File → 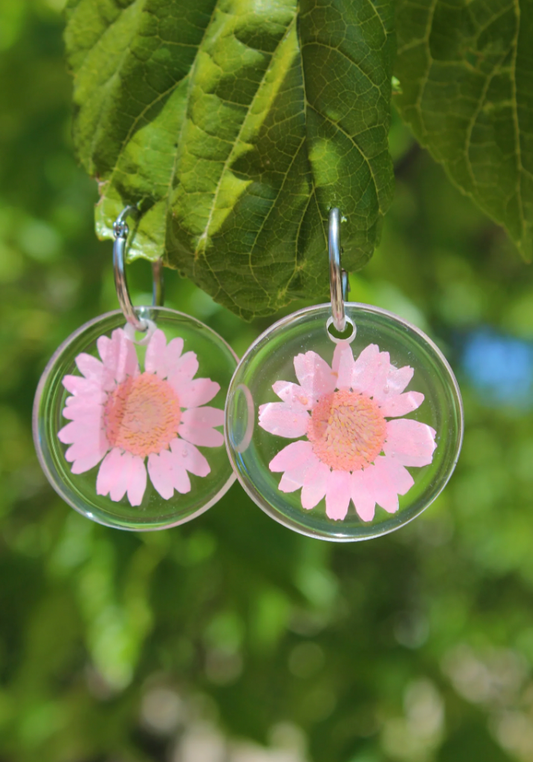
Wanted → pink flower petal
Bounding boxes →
[279,461,311,493]
[74,354,115,392]
[258,401,309,438]
[366,352,392,399]
[58,420,106,445]
[374,456,414,497]
[62,375,107,401]
[147,452,174,500]
[65,393,102,407]
[301,461,330,510]
[384,419,437,467]
[176,378,220,408]
[147,449,193,496]
[167,352,199,391]
[126,456,147,506]
[65,394,85,406]
[351,458,415,519]
[64,436,108,465]
[62,401,104,422]
[379,391,425,417]
[96,448,123,496]
[178,422,224,447]
[98,450,147,505]
[351,344,378,389]
[325,470,351,520]
[372,364,415,404]
[293,351,336,400]
[57,421,80,445]
[97,329,139,383]
[386,365,414,396]
[75,353,103,377]
[369,471,399,513]
[350,470,376,521]
[332,342,355,389]
[159,449,191,494]
[170,438,210,477]
[70,451,109,475]
[180,406,224,430]
[60,395,109,474]
[109,451,133,501]
[272,381,312,408]
[269,440,315,472]
[352,345,391,398]
[96,448,130,500]
[144,329,168,375]
[172,467,191,494]
[361,460,404,514]
[143,330,185,378]
[164,337,185,374]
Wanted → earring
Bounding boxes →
[225,209,463,542]
[33,206,237,530]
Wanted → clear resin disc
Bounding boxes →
[34,307,237,530]
[225,303,463,542]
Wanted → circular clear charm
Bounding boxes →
[225,303,463,542]
[34,307,237,530]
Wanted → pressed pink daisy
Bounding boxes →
[258,342,437,522]
[57,327,224,506]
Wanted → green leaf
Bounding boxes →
[394,0,533,260]
[65,0,394,317]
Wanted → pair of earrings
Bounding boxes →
[33,207,463,541]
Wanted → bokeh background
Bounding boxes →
[2,2,533,761]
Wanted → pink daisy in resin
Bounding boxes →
[57,328,224,506]
[258,343,437,522]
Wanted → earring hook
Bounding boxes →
[328,208,349,332]
[113,206,164,331]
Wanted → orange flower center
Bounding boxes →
[104,373,182,458]
[307,390,386,471]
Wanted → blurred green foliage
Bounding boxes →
[395,0,533,261]
[1,3,533,762]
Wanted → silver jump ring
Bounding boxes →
[328,208,349,332]
[113,206,164,332]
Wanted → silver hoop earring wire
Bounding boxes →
[113,205,164,332]
[328,208,349,332]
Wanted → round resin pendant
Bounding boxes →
[225,303,463,541]
[34,307,237,530]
